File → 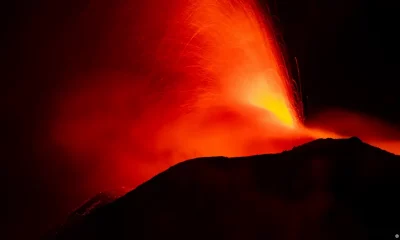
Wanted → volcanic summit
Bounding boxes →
[48,138,400,240]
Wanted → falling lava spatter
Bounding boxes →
[179,0,301,127]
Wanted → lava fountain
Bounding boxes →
[176,0,301,127]
[50,0,399,191]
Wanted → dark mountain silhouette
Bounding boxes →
[47,137,400,239]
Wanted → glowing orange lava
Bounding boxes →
[50,0,399,191]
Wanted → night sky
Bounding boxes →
[4,0,400,239]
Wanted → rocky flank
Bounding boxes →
[48,138,400,239]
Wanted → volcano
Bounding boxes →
[46,138,400,240]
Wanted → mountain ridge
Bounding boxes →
[47,137,400,239]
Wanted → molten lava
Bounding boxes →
[50,0,399,192]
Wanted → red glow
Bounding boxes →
[50,0,399,190]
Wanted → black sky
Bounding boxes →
[4,0,400,239]
[263,0,399,123]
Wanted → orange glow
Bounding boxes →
[49,0,399,191]
[303,109,400,154]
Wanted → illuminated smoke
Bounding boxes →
[50,0,399,190]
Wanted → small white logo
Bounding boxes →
[395,234,399,239]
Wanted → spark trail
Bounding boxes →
[178,0,301,127]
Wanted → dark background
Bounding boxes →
[4,0,400,239]
[265,0,400,123]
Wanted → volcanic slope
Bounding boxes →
[48,138,400,240]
